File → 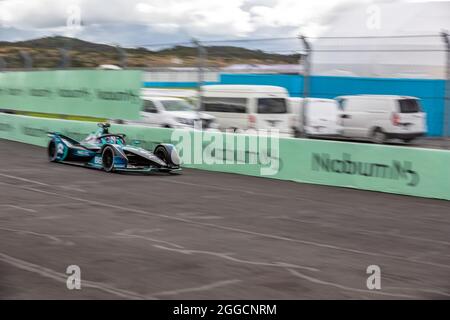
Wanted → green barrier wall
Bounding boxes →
[0,70,142,120]
[1,113,449,200]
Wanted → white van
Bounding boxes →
[200,85,294,135]
[120,97,217,129]
[289,97,342,136]
[335,95,427,143]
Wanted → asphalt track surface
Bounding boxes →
[0,139,449,299]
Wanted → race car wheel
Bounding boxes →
[102,146,115,172]
[154,145,176,167]
[48,140,58,162]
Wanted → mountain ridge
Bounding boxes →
[0,36,300,68]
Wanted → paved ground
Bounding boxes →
[0,139,449,299]
[404,137,450,149]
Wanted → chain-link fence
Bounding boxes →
[1,34,449,145]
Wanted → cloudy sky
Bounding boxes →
[0,0,447,48]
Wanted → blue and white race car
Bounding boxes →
[47,123,181,173]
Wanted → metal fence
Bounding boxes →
[1,33,449,142]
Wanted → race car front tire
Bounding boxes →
[102,146,115,172]
[154,145,177,167]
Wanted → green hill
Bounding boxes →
[0,36,300,68]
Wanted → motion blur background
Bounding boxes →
[1,0,450,139]
[1,0,450,300]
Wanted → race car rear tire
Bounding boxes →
[102,146,115,172]
[48,140,58,162]
[154,145,176,167]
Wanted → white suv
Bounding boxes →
[124,97,217,130]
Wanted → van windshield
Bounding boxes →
[160,100,194,112]
[398,99,422,113]
[257,98,287,114]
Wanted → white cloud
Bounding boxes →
[1,0,416,44]
[0,0,77,29]
[135,0,255,36]
[249,0,346,28]
[0,0,352,37]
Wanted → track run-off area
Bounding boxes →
[0,139,449,299]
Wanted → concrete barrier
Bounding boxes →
[1,113,449,200]
[0,70,142,120]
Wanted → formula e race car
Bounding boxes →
[47,123,181,173]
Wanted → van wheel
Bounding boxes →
[403,138,413,144]
[371,128,387,144]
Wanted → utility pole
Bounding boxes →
[441,31,450,147]
[299,35,312,135]
[0,57,6,71]
[58,48,71,69]
[19,51,33,70]
[115,45,127,69]
[192,38,207,114]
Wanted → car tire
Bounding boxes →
[154,145,176,167]
[371,128,387,144]
[48,140,58,162]
[102,146,115,172]
[293,128,301,138]
[403,138,413,144]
